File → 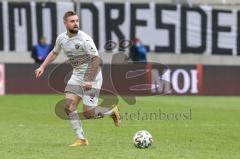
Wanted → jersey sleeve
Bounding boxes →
[83,37,99,57]
[52,35,62,54]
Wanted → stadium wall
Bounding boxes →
[2,63,240,96]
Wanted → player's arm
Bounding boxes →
[83,38,102,89]
[83,55,102,90]
[40,51,58,69]
[35,51,58,78]
[86,55,102,82]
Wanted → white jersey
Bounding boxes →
[53,30,102,85]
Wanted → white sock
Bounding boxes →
[69,111,85,139]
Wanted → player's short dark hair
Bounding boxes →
[63,11,77,21]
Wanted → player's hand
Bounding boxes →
[35,67,44,78]
[83,81,92,91]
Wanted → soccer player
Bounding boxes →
[35,11,120,147]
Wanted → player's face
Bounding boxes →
[64,15,79,34]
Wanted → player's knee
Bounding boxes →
[64,99,77,115]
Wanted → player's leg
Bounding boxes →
[83,104,120,127]
[82,87,121,127]
[83,104,114,119]
[65,92,88,147]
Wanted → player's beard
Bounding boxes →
[68,27,79,34]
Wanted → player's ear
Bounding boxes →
[63,19,67,26]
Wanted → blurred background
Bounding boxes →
[1,0,240,96]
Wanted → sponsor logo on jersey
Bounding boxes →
[75,43,81,49]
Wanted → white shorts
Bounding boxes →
[65,73,102,107]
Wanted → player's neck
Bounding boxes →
[67,31,78,38]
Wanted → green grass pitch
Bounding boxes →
[0,95,239,159]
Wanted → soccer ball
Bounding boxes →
[133,130,153,148]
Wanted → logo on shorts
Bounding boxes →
[89,93,95,103]
[89,93,95,99]
[75,43,81,49]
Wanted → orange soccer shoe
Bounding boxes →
[69,139,89,147]
[111,105,121,127]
